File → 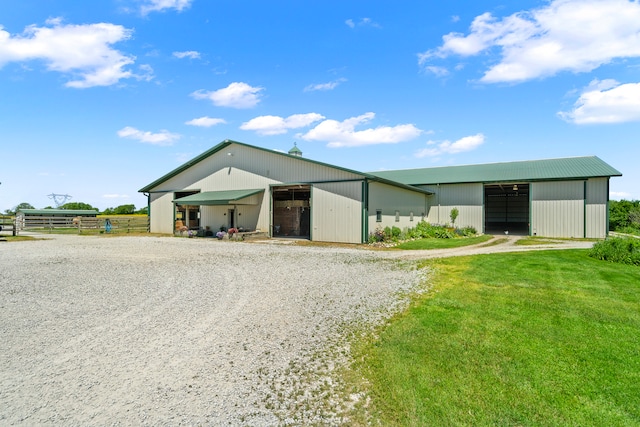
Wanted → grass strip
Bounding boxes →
[353,250,640,426]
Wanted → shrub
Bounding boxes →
[368,227,386,243]
[589,237,640,266]
[391,226,402,239]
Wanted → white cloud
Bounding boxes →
[558,79,640,124]
[173,50,200,59]
[117,126,180,146]
[241,113,325,136]
[414,133,485,157]
[345,17,381,29]
[140,0,192,15]
[185,116,226,127]
[299,112,422,148]
[0,19,146,88]
[425,66,449,77]
[420,0,640,83]
[304,78,347,92]
[191,82,263,109]
[610,191,632,200]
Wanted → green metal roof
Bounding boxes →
[17,209,99,216]
[369,156,622,185]
[139,139,432,195]
[173,189,265,205]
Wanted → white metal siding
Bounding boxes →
[149,192,175,234]
[531,181,584,238]
[368,181,428,236]
[420,183,483,231]
[312,182,362,243]
[585,177,608,238]
[147,143,365,235]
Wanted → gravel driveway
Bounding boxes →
[0,235,426,425]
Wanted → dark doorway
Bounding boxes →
[272,186,311,238]
[175,191,200,230]
[484,184,529,235]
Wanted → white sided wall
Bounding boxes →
[531,181,584,238]
[585,177,609,239]
[312,181,363,243]
[367,181,429,237]
[147,142,365,235]
[420,183,484,231]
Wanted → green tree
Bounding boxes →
[113,204,135,215]
[59,202,96,211]
[609,200,640,230]
[135,206,149,215]
[450,207,459,226]
[5,202,35,215]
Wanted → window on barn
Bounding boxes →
[395,211,400,222]
[376,210,382,222]
[410,211,414,221]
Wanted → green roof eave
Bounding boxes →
[368,156,622,186]
[139,139,432,195]
[173,189,264,206]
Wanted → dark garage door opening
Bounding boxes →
[272,185,311,238]
[484,183,529,235]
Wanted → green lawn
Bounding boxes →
[352,250,640,426]
[395,234,493,250]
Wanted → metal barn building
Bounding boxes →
[140,140,621,242]
[371,156,622,239]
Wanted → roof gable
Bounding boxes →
[369,156,622,185]
[139,139,432,195]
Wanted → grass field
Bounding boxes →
[352,250,640,426]
[395,234,494,250]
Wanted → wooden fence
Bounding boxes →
[14,215,149,235]
[0,215,16,236]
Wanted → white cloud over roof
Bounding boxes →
[241,113,325,135]
[420,0,640,83]
[299,112,422,147]
[558,79,640,124]
[191,82,264,109]
[414,133,485,158]
[185,117,226,127]
[0,19,147,88]
[117,126,180,146]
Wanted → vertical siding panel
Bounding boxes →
[585,177,608,238]
[312,182,362,243]
[531,181,584,238]
[420,183,483,231]
[368,182,428,236]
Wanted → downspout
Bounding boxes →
[583,180,587,238]
[144,192,150,233]
[362,180,369,243]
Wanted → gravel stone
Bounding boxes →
[0,235,427,425]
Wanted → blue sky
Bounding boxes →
[1,0,639,212]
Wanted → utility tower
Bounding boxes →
[47,193,72,208]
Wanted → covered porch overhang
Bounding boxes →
[172,189,265,206]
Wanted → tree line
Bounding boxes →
[3,202,148,216]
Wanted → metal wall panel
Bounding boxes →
[149,192,174,234]
[420,183,483,230]
[585,177,609,238]
[147,143,365,235]
[368,181,429,236]
[312,182,363,243]
[531,181,584,237]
